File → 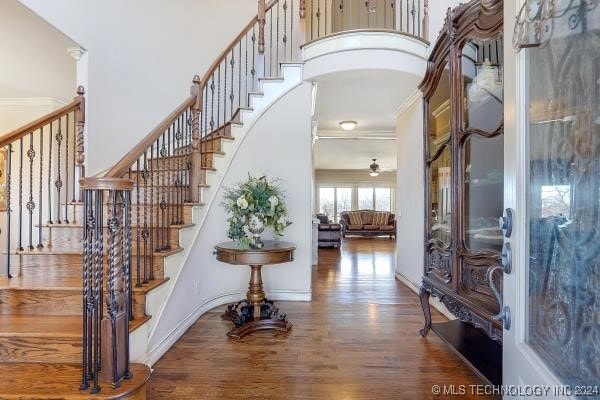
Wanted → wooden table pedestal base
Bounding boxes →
[221,298,292,340]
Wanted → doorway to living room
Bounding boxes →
[311,69,404,254]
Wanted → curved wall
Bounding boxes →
[302,31,429,80]
[146,82,313,364]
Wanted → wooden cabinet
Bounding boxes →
[418,0,505,344]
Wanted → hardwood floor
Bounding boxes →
[147,238,496,399]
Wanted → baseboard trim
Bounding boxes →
[394,271,455,320]
[143,289,311,366]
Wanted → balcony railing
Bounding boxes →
[303,0,429,42]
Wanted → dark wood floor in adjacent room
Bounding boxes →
[147,238,494,399]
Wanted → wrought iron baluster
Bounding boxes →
[160,135,167,250]
[224,54,228,125]
[418,0,421,36]
[291,0,294,61]
[276,2,280,68]
[122,189,133,370]
[217,65,221,134]
[252,27,257,91]
[141,151,149,283]
[18,137,23,251]
[270,7,274,75]
[107,190,119,387]
[135,159,141,287]
[148,141,154,281]
[47,122,53,224]
[6,144,12,277]
[210,76,215,133]
[340,0,344,31]
[317,0,321,39]
[245,33,249,109]
[411,0,416,35]
[92,189,103,394]
[238,42,242,109]
[72,109,77,203]
[27,132,35,250]
[176,115,183,223]
[64,113,70,223]
[392,0,396,30]
[38,128,44,248]
[55,117,63,224]
[283,1,288,62]
[229,49,234,119]
[80,189,93,390]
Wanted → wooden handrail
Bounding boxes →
[104,95,196,179]
[197,0,279,101]
[0,89,84,148]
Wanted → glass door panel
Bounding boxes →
[428,146,451,245]
[463,129,504,253]
[462,37,503,133]
[525,2,599,388]
[428,62,451,157]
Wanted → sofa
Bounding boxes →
[315,214,342,248]
[339,210,396,238]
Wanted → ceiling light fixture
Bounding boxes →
[339,121,357,131]
[369,159,380,177]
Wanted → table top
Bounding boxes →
[214,241,296,266]
[215,240,296,252]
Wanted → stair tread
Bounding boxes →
[11,241,185,257]
[0,314,81,337]
[0,314,151,336]
[0,274,169,294]
[0,362,150,399]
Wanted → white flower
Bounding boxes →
[236,196,248,209]
[225,199,234,207]
[277,215,288,226]
[249,215,264,231]
[268,195,279,207]
[242,225,251,236]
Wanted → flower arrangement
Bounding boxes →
[222,175,291,249]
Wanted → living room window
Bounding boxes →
[358,187,393,212]
[319,187,352,222]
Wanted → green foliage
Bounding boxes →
[221,174,291,248]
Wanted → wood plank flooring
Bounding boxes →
[147,238,496,399]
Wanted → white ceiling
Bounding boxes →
[313,138,397,171]
[312,69,420,170]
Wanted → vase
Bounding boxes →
[248,226,265,249]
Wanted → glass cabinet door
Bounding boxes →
[461,37,504,253]
[427,61,452,246]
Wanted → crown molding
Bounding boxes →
[315,130,396,140]
[393,89,423,118]
[0,97,67,107]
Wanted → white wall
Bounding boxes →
[0,0,77,102]
[149,82,313,350]
[427,0,464,44]
[17,0,258,175]
[395,98,424,286]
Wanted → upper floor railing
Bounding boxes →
[304,0,430,41]
[0,87,85,278]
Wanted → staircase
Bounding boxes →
[0,0,428,397]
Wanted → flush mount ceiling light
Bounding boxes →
[339,121,357,131]
[369,159,380,177]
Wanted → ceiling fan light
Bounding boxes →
[339,121,357,131]
[368,158,380,177]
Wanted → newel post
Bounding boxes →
[256,0,266,80]
[189,75,202,203]
[422,0,429,41]
[75,86,86,200]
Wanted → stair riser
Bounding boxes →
[0,289,147,320]
[8,254,169,281]
[68,204,195,225]
[42,226,184,251]
[0,336,81,363]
